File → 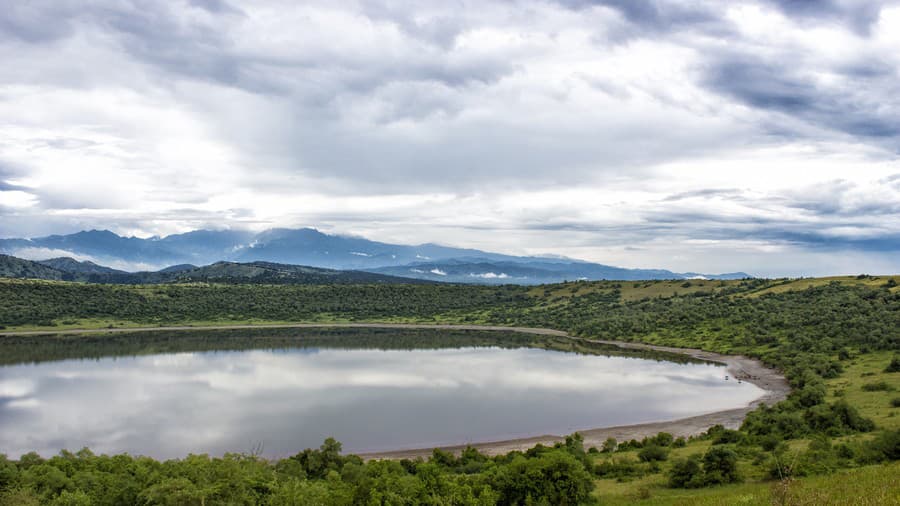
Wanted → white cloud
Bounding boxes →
[469,272,510,279]
[7,247,160,272]
[0,0,897,276]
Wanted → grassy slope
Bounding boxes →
[584,351,900,505]
[826,352,900,431]
[591,461,900,506]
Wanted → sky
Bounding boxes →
[0,0,899,277]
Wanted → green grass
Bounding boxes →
[826,351,900,430]
[746,275,900,298]
[591,461,900,505]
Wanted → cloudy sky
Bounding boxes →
[1,0,899,276]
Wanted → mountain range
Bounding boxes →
[0,228,750,284]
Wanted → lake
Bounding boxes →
[0,341,764,458]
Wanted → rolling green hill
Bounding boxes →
[0,254,433,285]
[0,254,68,280]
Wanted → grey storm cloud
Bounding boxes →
[550,0,723,32]
[703,54,900,142]
[1,0,899,275]
[763,0,886,34]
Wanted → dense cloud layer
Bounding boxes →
[0,0,898,276]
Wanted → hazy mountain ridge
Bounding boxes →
[0,255,431,285]
[0,228,750,282]
[38,257,126,275]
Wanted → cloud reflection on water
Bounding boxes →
[0,347,763,458]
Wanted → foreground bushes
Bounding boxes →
[0,438,597,506]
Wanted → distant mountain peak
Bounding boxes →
[0,227,754,283]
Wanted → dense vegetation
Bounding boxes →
[0,275,898,504]
[0,280,525,328]
[4,435,599,505]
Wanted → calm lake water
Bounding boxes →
[0,346,763,458]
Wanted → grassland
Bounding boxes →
[590,460,900,505]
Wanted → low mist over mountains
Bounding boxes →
[0,228,749,284]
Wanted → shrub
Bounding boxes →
[488,451,595,505]
[862,430,900,462]
[637,445,668,462]
[702,447,741,485]
[862,381,894,392]
[805,401,875,434]
[794,383,826,407]
[712,429,745,445]
[617,439,643,451]
[891,398,900,408]
[645,432,674,447]
[831,401,876,432]
[668,456,703,488]
[668,447,741,488]
[885,357,900,373]
[601,437,617,453]
[759,434,781,452]
[594,458,641,479]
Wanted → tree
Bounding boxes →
[702,447,740,485]
[601,437,617,453]
[668,456,703,488]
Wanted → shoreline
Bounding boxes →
[358,336,789,460]
[0,322,790,459]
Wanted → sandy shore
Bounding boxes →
[0,322,789,459]
[355,334,789,460]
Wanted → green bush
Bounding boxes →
[601,437,617,453]
[858,430,900,463]
[668,447,741,488]
[886,357,900,373]
[594,458,641,480]
[794,382,827,407]
[862,381,895,392]
[637,445,668,462]
[488,451,594,505]
[668,456,703,488]
[644,432,674,447]
[711,429,745,445]
[701,447,741,485]
[805,401,875,434]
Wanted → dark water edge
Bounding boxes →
[0,326,712,366]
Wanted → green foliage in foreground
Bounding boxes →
[2,430,898,505]
[0,437,596,506]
